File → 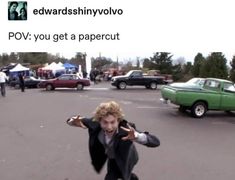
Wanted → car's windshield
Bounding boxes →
[125,71,134,77]
[30,77,37,80]
[186,78,201,84]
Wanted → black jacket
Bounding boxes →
[81,118,160,180]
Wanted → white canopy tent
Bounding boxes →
[42,62,65,75]
[9,64,29,72]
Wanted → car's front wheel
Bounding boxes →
[118,82,127,90]
[46,84,53,91]
[191,102,207,118]
[76,83,84,90]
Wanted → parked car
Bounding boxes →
[169,78,205,89]
[111,70,164,90]
[161,78,235,118]
[9,76,44,89]
[38,74,90,91]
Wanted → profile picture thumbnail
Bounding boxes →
[8,1,27,20]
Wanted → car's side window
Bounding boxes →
[132,72,141,77]
[72,75,79,80]
[204,80,220,90]
[223,83,235,93]
[58,75,70,80]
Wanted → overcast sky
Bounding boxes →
[59,52,235,63]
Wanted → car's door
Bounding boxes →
[55,75,71,88]
[220,82,235,110]
[128,71,143,85]
[70,75,80,88]
[203,80,222,109]
[24,77,32,87]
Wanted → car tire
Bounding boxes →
[118,82,127,90]
[191,102,207,118]
[76,83,84,90]
[150,82,157,90]
[46,84,53,91]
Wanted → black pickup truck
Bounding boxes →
[111,70,164,90]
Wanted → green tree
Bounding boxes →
[192,53,205,77]
[1,53,9,66]
[172,64,183,81]
[91,56,113,70]
[149,52,173,74]
[18,52,48,64]
[143,58,154,69]
[230,55,235,82]
[70,52,87,70]
[9,52,18,63]
[200,52,228,79]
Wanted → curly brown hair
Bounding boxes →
[94,101,124,122]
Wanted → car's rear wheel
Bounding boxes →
[46,84,53,91]
[191,102,207,118]
[76,83,84,90]
[150,82,157,90]
[118,82,127,90]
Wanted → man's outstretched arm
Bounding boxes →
[66,115,87,129]
[121,124,160,148]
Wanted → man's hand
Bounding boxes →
[67,115,87,129]
[120,124,136,141]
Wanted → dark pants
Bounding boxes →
[105,159,139,180]
[0,83,6,97]
[20,82,25,92]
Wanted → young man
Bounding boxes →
[0,70,8,97]
[67,101,160,180]
[18,72,25,92]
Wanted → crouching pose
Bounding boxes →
[67,101,160,180]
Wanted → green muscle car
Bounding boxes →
[161,78,235,118]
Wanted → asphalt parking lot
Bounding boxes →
[1,82,235,180]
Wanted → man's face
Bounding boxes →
[100,115,119,136]
[10,4,17,12]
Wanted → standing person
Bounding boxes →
[18,72,25,92]
[8,1,18,20]
[67,101,160,180]
[0,70,8,97]
[82,70,88,79]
